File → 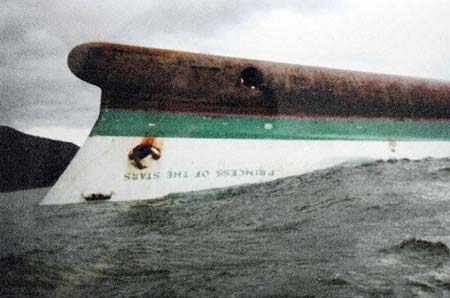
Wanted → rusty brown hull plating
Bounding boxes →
[68,42,450,121]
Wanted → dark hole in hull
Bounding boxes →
[240,66,264,89]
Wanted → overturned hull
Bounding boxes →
[43,42,450,204]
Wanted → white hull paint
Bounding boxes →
[42,136,450,205]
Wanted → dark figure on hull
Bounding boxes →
[128,142,161,170]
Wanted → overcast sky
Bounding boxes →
[1,0,450,145]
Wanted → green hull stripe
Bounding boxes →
[90,109,450,141]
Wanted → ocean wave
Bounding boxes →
[2,158,450,297]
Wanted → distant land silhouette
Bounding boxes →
[0,126,79,192]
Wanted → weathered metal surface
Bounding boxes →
[68,42,450,120]
[42,42,450,205]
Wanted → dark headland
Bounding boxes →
[0,126,79,192]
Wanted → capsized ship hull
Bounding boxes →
[42,42,450,204]
[42,109,450,205]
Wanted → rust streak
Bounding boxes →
[388,139,397,153]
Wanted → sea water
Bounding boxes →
[2,158,450,297]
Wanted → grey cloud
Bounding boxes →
[0,0,346,133]
[0,22,27,44]
[114,0,345,38]
[0,69,99,128]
